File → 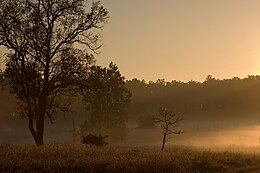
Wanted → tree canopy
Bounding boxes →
[0,0,109,144]
[80,62,132,141]
[126,75,260,120]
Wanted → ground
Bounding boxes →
[1,145,260,173]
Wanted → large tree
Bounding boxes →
[0,0,109,144]
[80,63,132,141]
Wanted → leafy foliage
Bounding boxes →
[80,62,131,141]
[126,75,260,120]
[0,0,109,144]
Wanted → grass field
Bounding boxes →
[1,145,260,173]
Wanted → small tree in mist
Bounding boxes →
[152,107,183,151]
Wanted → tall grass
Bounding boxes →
[1,145,260,173]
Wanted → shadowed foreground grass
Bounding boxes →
[1,145,260,173]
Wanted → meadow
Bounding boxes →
[1,145,260,173]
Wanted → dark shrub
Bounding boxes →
[81,134,108,147]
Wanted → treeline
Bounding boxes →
[126,75,260,121]
[2,73,260,142]
[2,74,260,118]
[2,74,260,119]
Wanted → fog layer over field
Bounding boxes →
[2,77,260,147]
[2,115,260,147]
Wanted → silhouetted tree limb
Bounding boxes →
[0,0,109,145]
[152,107,184,151]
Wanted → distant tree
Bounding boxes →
[81,134,108,147]
[0,0,109,145]
[153,107,183,151]
[80,63,132,142]
[205,75,215,81]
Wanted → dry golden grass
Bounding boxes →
[1,145,260,173]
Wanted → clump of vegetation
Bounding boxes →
[80,63,131,142]
[81,134,109,147]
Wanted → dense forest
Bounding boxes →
[2,74,260,121]
[126,75,260,123]
[1,73,260,143]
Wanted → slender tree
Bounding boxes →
[153,107,183,151]
[0,0,109,144]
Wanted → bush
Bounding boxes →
[81,134,108,147]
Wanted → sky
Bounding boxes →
[96,0,260,82]
[1,0,260,82]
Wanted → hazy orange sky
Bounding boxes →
[96,0,260,82]
[1,0,260,82]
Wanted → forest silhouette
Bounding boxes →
[2,74,260,144]
[2,74,260,120]
[127,75,260,123]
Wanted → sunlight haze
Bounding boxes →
[96,0,260,81]
[1,0,260,81]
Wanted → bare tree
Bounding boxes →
[152,107,183,151]
[0,0,109,145]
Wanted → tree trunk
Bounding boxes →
[28,114,39,144]
[28,116,45,145]
[27,99,42,145]
[29,116,44,145]
[36,117,44,145]
[161,133,166,151]
[28,95,47,145]
[35,96,47,145]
